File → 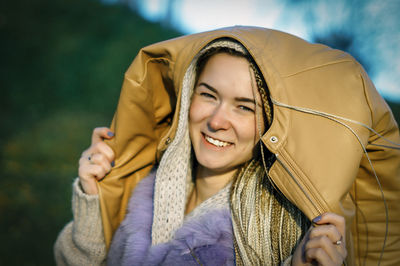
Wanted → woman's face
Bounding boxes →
[189,53,265,175]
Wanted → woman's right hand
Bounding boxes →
[78,127,115,195]
[292,213,347,266]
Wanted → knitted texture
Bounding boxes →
[185,180,231,222]
[152,40,248,245]
[231,160,310,265]
[54,179,107,266]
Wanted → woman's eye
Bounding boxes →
[200,92,216,99]
[238,105,254,112]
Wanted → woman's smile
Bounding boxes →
[202,133,233,148]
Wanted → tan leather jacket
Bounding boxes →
[99,26,400,265]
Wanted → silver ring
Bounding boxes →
[88,154,95,164]
[334,236,343,245]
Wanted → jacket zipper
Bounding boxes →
[275,154,323,215]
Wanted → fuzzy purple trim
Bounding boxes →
[107,171,234,265]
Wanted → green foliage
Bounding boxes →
[0,0,180,264]
[388,101,400,125]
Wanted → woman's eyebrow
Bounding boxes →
[198,82,217,93]
[235,97,255,104]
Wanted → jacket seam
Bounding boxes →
[282,59,354,78]
[140,57,173,84]
[358,64,374,128]
[146,57,174,133]
[278,148,327,215]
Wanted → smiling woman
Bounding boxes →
[54,27,400,266]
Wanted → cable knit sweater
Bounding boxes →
[54,179,107,266]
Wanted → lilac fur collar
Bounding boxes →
[107,171,235,266]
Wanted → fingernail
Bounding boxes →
[111,161,115,167]
[107,131,114,137]
[312,215,322,223]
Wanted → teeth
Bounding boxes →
[204,135,231,147]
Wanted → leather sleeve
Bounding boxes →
[352,66,400,265]
[97,47,176,248]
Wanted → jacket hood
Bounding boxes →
[98,26,400,265]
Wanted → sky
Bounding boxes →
[103,0,400,102]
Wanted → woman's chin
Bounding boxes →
[196,160,237,176]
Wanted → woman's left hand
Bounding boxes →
[292,212,347,266]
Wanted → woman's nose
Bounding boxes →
[207,105,231,131]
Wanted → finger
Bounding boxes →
[81,164,107,181]
[79,151,96,166]
[306,235,344,265]
[305,247,334,266]
[309,224,342,245]
[78,173,99,195]
[92,127,114,144]
[93,142,115,162]
[88,153,112,174]
[308,224,346,259]
[81,142,115,163]
[312,213,346,242]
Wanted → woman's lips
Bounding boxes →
[202,133,233,148]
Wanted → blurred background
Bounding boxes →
[1,0,399,264]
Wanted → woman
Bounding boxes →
[55,27,400,265]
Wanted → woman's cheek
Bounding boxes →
[189,98,201,122]
[237,118,257,140]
